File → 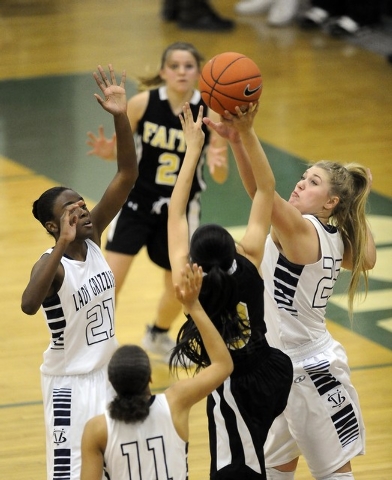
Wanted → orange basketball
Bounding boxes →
[199,52,262,116]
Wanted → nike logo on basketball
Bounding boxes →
[244,84,261,97]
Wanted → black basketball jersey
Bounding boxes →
[207,254,293,479]
[130,86,210,208]
[228,253,267,370]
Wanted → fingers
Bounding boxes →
[119,70,126,88]
[187,263,203,285]
[93,64,123,93]
[66,200,84,214]
[178,112,185,129]
[86,126,104,142]
[98,64,111,87]
[197,105,204,124]
[179,104,192,130]
[62,201,84,226]
[180,103,204,128]
[234,105,247,116]
[222,109,235,120]
[93,93,104,106]
[227,101,259,118]
[181,102,193,122]
[86,131,97,142]
[93,65,107,94]
[182,263,203,290]
[173,283,183,302]
[175,263,203,306]
[108,64,117,86]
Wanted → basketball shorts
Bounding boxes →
[41,367,115,480]
[264,332,365,479]
[208,345,293,479]
[106,194,201,270]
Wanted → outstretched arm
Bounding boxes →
[165,263,233,440]
[233,106,275,266]
[168,103,205,287]
[205,105,275,267]
[89,64,138,241]
[203,114,256,198]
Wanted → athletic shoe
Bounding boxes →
[268,0,299,26]
[178,11,235,31]
[235,0,272,16]
[179,14,234,31]
[298,7,329,29]
[328,16,360,37]
[142,326,176,364]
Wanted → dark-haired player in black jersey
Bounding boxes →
[168,102,293,479]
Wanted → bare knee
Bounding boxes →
[266,458,298,480]
[317,462,353,480]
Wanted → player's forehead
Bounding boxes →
[304,166,330,184]
[55,189,83,208]
[165,49,198,65]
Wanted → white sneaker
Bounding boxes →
[142,326,176,364]
[328,16,360,36]
[235,0,272,16]
[268,0,299,26]
[299,6,329,29]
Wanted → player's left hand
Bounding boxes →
[93,64,127,116]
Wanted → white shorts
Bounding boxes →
[41,367,115,480]
[264,332,365,479]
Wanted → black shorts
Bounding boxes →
[106,194,201,270]
[207,345,293,479]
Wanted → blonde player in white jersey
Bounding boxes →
[259,162,376,480]
[80,263,234,480]
[21,64,138,480]
[203,114,376,479]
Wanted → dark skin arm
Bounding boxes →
[89,65,138,241]
[21,201,84,314]
[21,65,138,315]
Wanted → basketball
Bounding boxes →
[199,52,262,116]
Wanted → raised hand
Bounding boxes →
[93,64,127,116]
[203,116,240,144]
[174,263,203,311]
[179,103,205,152]
[58,200,85,244]
[204,102,259,141]
[228,103,259,134]
[86,125,117,161]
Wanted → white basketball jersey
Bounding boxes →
[104,394,188,479]
[40,239,118,375]
[261,215,344,350]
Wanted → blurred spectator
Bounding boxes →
[235,0,300,27]
[298,0,382,36]
[162,0,235,31]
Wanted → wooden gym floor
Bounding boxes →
[0,1,391,478]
